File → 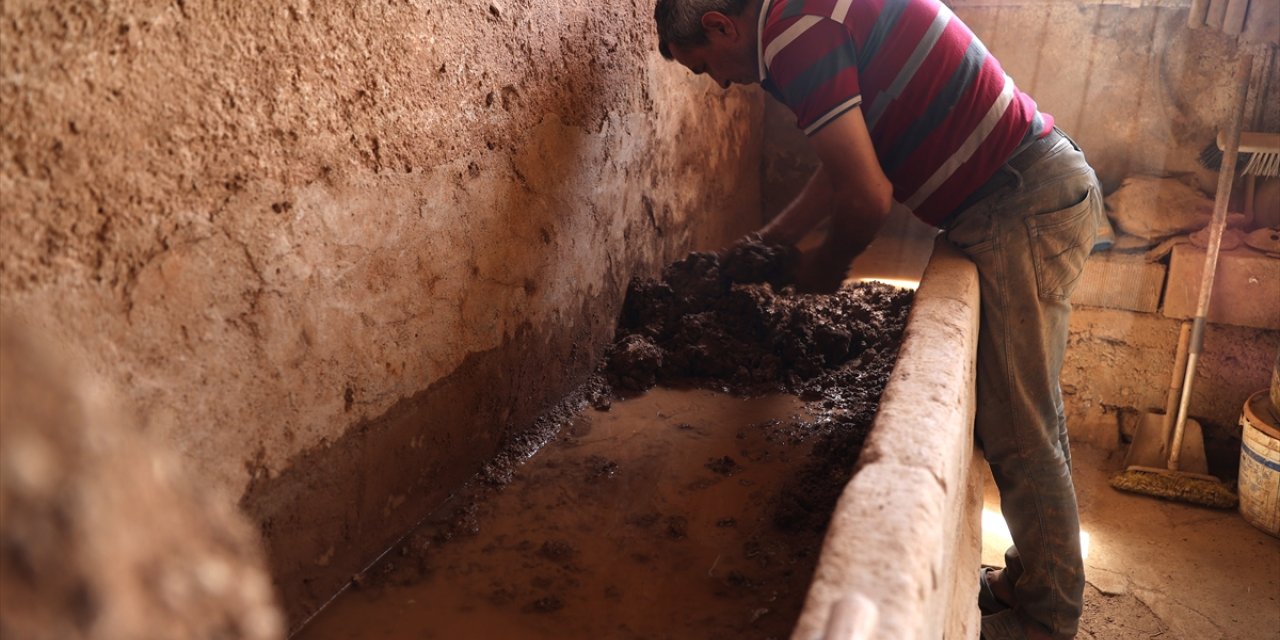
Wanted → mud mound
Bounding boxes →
[607,240,911,396]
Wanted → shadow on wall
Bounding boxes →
[235,12,697,631]
[1,1,767,632]
[0,316,284,640]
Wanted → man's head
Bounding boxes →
[654,0,760,88]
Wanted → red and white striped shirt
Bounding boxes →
[757,0,1052,225]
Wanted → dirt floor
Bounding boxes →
[295,243,914,638]
[982,444,1280,640]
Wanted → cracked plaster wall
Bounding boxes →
[1,0,764,624]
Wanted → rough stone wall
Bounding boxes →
[955,1,1280,195]
[1062,309,1280,466]
[1,0,764,626]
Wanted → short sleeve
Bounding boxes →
[763,17,863,135]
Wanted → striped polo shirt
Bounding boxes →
[757,0,1053,226]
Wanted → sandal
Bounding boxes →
[979,566,1013,615]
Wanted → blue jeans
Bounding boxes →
[944,129,1102,639]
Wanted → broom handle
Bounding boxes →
[1161,322,1191,450]
[1243,174,1256,228]
[1169,54,1253,471]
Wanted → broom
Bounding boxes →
[1110,56,1260,509]
[1198,130,1280,228]
[1198,131,1280,178]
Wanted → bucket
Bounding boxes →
[1239,390,1280,538]
[1271,350,1279,416]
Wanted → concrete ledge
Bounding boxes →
[1163,245,1280,330]
[792,239,983,640]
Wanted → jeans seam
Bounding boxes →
[975,140,1091,638]
[993,211,1064,637]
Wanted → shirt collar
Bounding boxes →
[757,0,773,81]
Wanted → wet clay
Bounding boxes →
[301,389,820,639]
[297,242,912,638]
[608,241,910,396]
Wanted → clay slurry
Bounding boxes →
[297,239,913,639]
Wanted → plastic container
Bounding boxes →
[1239,390,1280,538]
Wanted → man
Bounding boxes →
[654,1,1106,639]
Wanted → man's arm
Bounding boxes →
[758,166,836,246]
[765,107,894,292]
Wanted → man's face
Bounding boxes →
[667,13,758,89]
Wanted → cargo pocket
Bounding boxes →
[1025,186,1098,301]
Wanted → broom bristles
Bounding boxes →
[1198,140,1226,171]
[1242,151,1280,178]
[1195,139,1280,177]
[1110,467,1238,510]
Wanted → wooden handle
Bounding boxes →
[1170,54,1253,471]
[1218,131,1280,154]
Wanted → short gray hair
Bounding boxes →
[654,0,753,59]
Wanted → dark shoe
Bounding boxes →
[980,609,1027,640]
[979,566,1013,615]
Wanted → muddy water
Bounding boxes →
[298,387,839,640]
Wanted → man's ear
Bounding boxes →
[700,11,738,40]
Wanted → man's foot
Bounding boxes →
[980,609,1055,640]
[980,610,1024,639]
[979,566,1016,615]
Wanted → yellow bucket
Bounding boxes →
[1240,390,1280,538]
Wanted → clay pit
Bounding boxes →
[3,1,1279,639]
[296,241,914,638]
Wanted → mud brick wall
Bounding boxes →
[0,1,764,625]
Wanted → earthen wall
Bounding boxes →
[1,0,764,624]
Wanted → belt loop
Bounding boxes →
[1007,165,1024,191]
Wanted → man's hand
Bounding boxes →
[718,231,763,259]
[793,240,855,294]
[718,231,800,287]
